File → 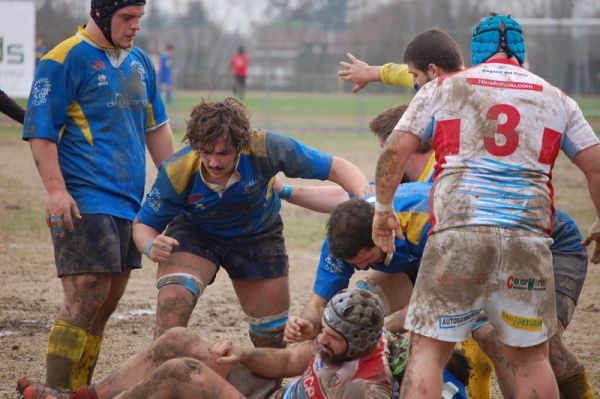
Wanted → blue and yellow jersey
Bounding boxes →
[159,51,173,85]
[313,182,431,301]
[137,130,333,237]
[23,27,168,221]
[416,152,436,183]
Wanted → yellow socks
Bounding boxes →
[46,320,87,389]
[460,337,494,399]
[557,364,595,399]
[71,332,103,389]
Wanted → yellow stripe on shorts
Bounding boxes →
[501,310,543,332]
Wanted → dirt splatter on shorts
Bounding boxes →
[405,226,556,347]
[52,214,141,276]
[164,215,288,281]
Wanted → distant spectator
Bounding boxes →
[0,88,25,124]
[229,45,249,99]
[35,37,49,67]
[159,44,175,104]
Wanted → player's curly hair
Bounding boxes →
[184,97,251,153]
[327,199,375,260]
[403,28,463,74]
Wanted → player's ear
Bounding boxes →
[428,64,441,78]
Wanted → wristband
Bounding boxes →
[279,184,293,201]
[375,201,394,213]
[144,239,154,258]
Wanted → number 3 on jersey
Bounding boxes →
[485,104,519,156]
[435,103,561,165]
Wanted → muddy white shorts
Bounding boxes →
[405,226,556,347]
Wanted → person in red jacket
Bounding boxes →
[229,45,249,99]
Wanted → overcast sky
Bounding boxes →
[156,1,270,36]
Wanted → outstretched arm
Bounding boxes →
[337,53,413,93]
[327,156,371,199]
[274,177,350,213]
[0,89,25,124]
[337,53,383,93]
[574,143,600,263]
[214,340,314,379]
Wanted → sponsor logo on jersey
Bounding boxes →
[501,310,543,332]
[130,60,146,80]
[243,180,258,195]
[92,60,105,71]
[97,74,109,87]
[324,255,344,274]
[438,309,482,329]
[506,275,547,291]
[147,187,163,212]
[187,193,205,203]
[187,193,205,209]
[31,78,51,106]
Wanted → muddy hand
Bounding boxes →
[46,190,81,237]
[372,210,402,255]
[212,340,241,365]
[284,316,314,343]
[583,218,600,264]
[147,234,180,262]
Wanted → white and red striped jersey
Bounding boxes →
[395,58,599,235]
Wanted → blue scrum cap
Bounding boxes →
[471,13,526,66]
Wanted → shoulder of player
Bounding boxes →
[41,33,85,66]
[160,146,200,193]
[245,129,301,157]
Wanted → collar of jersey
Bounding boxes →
[77,26,132,68]
[483,57,521,67]
[199,156,241,196]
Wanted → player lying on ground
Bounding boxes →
[16,288,470,399]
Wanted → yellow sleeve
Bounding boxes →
[380,63,414,89]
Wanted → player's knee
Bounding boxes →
[154,357,205,384]
[157,273,204,302]
[248,311,289,348]
[153,327,200,362]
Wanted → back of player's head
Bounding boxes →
[403,28,463,74]
[90,0,146,46]
[327,199,375,260]
[369,105,408,145]
[471,13,526,66]
[323,288,384,360]
[185,97,251,153]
